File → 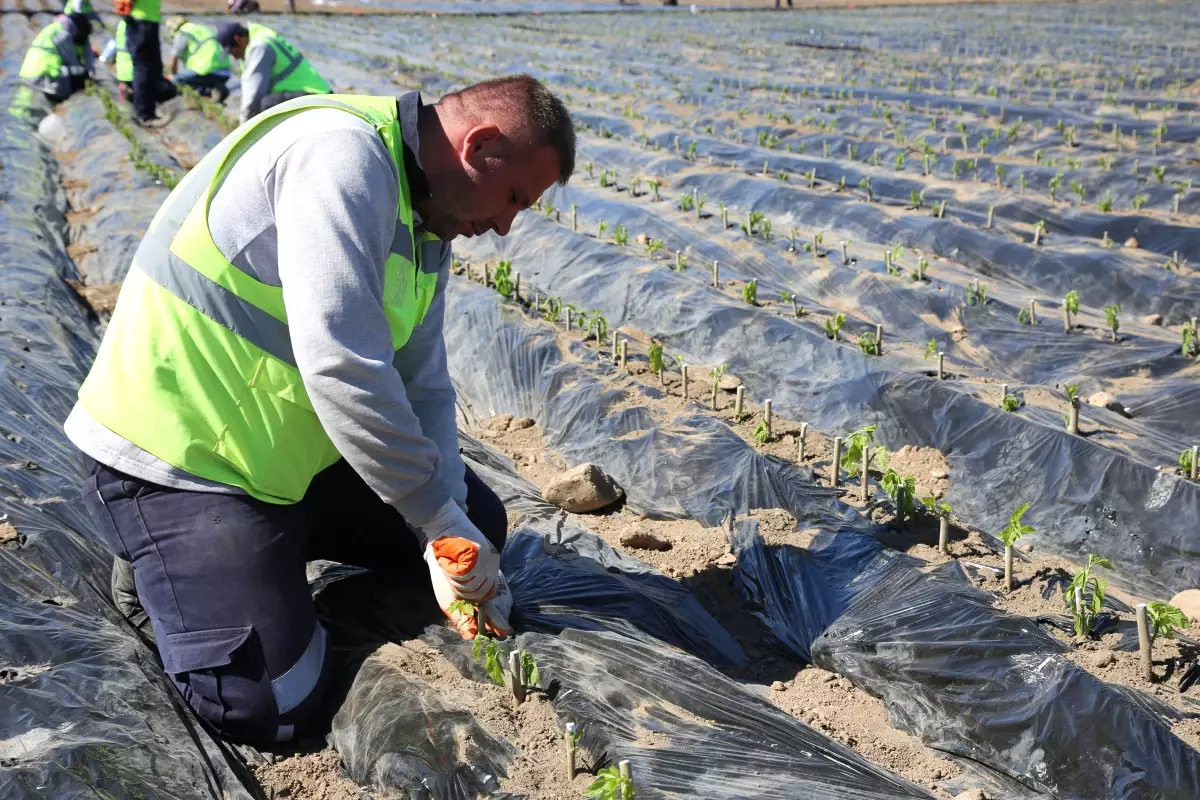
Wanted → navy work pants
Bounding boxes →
[123,17,176,120]
[80,458,507,746]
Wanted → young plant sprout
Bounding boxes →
[910,257,929,282]
[586,765,635,800]
[493,260,515,299]
[710,364,726,409]
[1179,447,1196,476]
[1151,165,1166,184]
[679,193,695,212]
[742,279,758,306]
[1146,601,1188,640]
[924,339,937,359]
[825,312,846,341]
[858,331,881,355]
[1131,194,1147,210]
[998,502,1035,591]
[471,631,507,686]
[674,251,687,272]
[741,211,766,237]
[858,176,873,202]
[1002,392,1021,412]
[1063,289,1079,329]
[1033,219,1048,247]
[1183,326,1197,358]
[648,178,661,201]
[645,238,664,257]
[908,190,924,210]
[586,311,609,346]
[1066,554,1112,637]
[1048,172,1063,201]
[880,466,917,519]
[1103,303,1121,342]
[1097,193,1114,212]
[752,419,770,444]
[597,220,608,239]
[613,225,629,246]
[648,342,664,375]
[840,425,879,477]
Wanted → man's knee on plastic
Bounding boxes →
[164,623,333,747]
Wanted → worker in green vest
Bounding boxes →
[165,17,231,103]
[19,14,94,103]
[99,18,134,101]
[215,22,330,125]
[68,75,575,746]
[62,0,103,26]
[120,0,176,123]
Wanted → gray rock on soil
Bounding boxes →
[1123,237,1139,249]
[1087,391,1129,417]
[718,372,743,391]
[619,527,673,551]
[1169,589,1200,623]
[543,463,624,513]
[930,469,949,479]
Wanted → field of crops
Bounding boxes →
[2,2,1200,799]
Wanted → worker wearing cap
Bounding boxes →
[19,14,94,102]
[61,0,103,26]
[216,22,330,125]
[165,17,231,103]
[68,75,575,746]
[119,0,176,123]
[99,18,134,101]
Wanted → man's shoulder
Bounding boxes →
[265,110,399,187]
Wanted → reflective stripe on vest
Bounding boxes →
[247,24,330,96]
[77,95,440,504]
[178,22,229,75]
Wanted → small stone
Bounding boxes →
[930,469,949,480]
[1017,543,1034,553]
[1142,313,1163,327]
[821,672,838,683]
[718,372,743,391]
[509,417,535,431]
[953,790,987,800]
[635,233,650,246]
[0,521,17,544]
[771,680,786,692]
[487,414,514,432]
[543,463,624,513]
[1087,391,1129,417]
[1123,237,1139,249]
[619,527,673,551]
[1090,650,1117,669]
[715,552,738,566]
[1169,589,1200,624]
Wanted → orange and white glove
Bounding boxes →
[430,568,514,639]
[418,500,508,638]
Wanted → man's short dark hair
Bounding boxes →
[440,74,576,185]
[215,22,249,51]
[67,13,92,40]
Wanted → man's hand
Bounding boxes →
[417,500,501,601]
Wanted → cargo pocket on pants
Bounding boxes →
[160,626,256,730]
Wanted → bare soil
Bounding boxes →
[249,750,361,800]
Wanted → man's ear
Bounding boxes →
[460,123,504,167]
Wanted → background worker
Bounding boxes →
[67,75,575,746]
[19,13,93,103]
[62,0,104,28]
[117,0,175,123]
[165,16,231,103]
[216,22,330,124]
[98,18,133,101]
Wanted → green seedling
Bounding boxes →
[1064,383,1080,405]
[966,282,988,306]
[1179,448,1195,475]
[645,238,664,257]
[1151,165,1166,184]
[1018,307,1032,325]
[910,257,928,282]
[1131,194,1147,210]
[1146,601,1189,640]
[881,467,917,518]
[613,225,629,246]
[687,141,698,160]
[858,331,880,355]
[648,342,665,374]
[471,633,506,686]
[908,190,924,210]
[825,312,846,341]
[1048,172,1063,201]
[542,295,562,322]
[1002,393,1021,412]
[674,251,686,272]
[742,279,757,306]
[586,311,609,345]
[1183,326,1197,358]
[1066,554,1112,638]
[587,765,635,800]
[920,496,953,519]
[1070,181,1086,202]
[840,424,878,477]
[600,170,613,188]
[1097,193,1113,212]
[648,179,661,201]
[741,211,766,237]
[894,152,906,171]
[752,419,770,444]
[679,193,695,212]
[520,651,540,687]
[1103,303,1121,342]
[597,220,608,239]
[998,502,1034,590]
[924,339,937,360]
[493,260,514,299]
[858,177,873,202]
[1063,289,1079,329]
[709,364,726,407]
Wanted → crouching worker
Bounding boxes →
[165,17,231,103]
[20,14,93,103]
[216,22,330,125]
[68,76,575,746]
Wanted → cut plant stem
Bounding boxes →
[937,351,945,379]
[937,199,946,218]
[1068,400,1080,435]
[681,364,689,401]
[619,760,633,791]
[831,436,842,488]
[861,445,870,500]
[938,516,949,554]
[712,261,719,289]
[734,385,745,420]
[508,650,526,706]
[1004,544,1014,591]
[619,340,627,370]
[514,272,521,302]
[1029,299,1037,325]
[1063,304,1071,332]
[1136,603,1153,682]
[1000,384,1008,407]
[798,422,807,461]
[875,324,883,355]
[986,204,995,228]
[564,723,578,780]
[764,399,773,439]
[566,308,573,330]
[1192,445,1199,480]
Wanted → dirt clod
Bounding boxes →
[543,462,624,513]
[0,522,17,544]
[619,526,673,551]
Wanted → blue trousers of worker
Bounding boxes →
[174,69,231,103]
[123,17,176,121]
[80,457,507,747]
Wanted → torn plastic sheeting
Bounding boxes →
[732,524,1200,799]
[428,625,936,799]
[0,49,255,798]
[444,278,861,534]
[451,214,1200,596]
[328,651,518,800]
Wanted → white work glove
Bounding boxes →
[417,500,509,638]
